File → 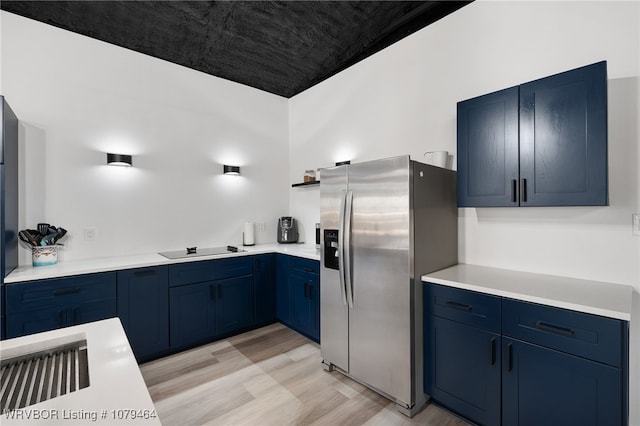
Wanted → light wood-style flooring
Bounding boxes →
[140,323,470,426]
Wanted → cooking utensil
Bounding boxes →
[51,228,67,244]
[37,223,50,236]
[18,230,39,246]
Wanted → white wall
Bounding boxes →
[1,12,290,263]
[289,1,640,423]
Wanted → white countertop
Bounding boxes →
[0,318,160,425]
[422,264,634,321]
[5,243,320,284]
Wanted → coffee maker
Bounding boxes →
[277,217,298,244]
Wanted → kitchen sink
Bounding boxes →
[0,338,90,411]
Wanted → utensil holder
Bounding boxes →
[32,245,59,266]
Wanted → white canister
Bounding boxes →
[32,245,59,266]
[424,150,449,168]
[243,222,255,246]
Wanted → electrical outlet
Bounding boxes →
[633,214,640,236]
[84,227,97,242]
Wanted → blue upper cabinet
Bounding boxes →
[458,61,608,207]
[457,86,520,207]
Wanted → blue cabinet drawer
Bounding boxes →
[5,272,116,314]
[214,257,252,280]
[425,283,501,333]
[169,261,214,287]
[289,257,319,275]
[502,299,624,368]
[6,299,117,338]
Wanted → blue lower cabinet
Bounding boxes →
[117,266,169,361]
[426,315,500,426]
[215,275,254,335]
[170,281,216,348]
[6,299,116,338]
[502,337,622,426]
[253,254,276,325]
[275,254,290,323]
[5,272,116,339]
[288,267,320,342]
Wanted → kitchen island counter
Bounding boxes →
[422,263,633,321]
[5,243,319,284]
[0,318,159,425]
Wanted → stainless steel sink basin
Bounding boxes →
[0,339,90,411]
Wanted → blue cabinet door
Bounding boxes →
[215,275,254,335]
[117,266,169,361]
[170,281,216,348]
[6,307,68,338]
[1,97,19,280]
[288,269,320,342]
[289,270,311,333]
[426,315,501,426]
[502,337,622,426]
[457,86,520,207]
[253,254,276,326]
[307,278,320,342]
[275,254,290,323]
[519,62,608,206]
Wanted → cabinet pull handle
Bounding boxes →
[511,179,517,203]
[303,267,315,273]
[489,337,496,365]
[210,285,216,300]
[445,301,472,312]
[535,321,575,337]
[308,282,313,300]
[54,288,81,296]
[218,285,223,299]
[506,342,513,372]
[520,178,527,202]
[133,269,155,276]
[304,282,309,298]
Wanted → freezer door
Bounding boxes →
[320,165,349,371]
[347,156,412,406]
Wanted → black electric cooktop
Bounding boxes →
[158,246,245,260]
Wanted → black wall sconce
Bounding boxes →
[223,165,240,175]
[107,153,132,167]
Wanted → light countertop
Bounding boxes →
[5,243,320,284]
[422,264,634,321]
[0,318,160,425]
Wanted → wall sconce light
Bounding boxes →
[335,160,351,166]
[107,153,132,167]
[223,165,240,175]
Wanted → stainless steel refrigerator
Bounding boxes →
[320,155,457,416]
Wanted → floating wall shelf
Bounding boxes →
[291,181,320,188]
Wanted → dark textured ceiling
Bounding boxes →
[1,1,472,98]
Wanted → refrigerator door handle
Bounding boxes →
[338,190,348,305]
[344,190,354,308]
